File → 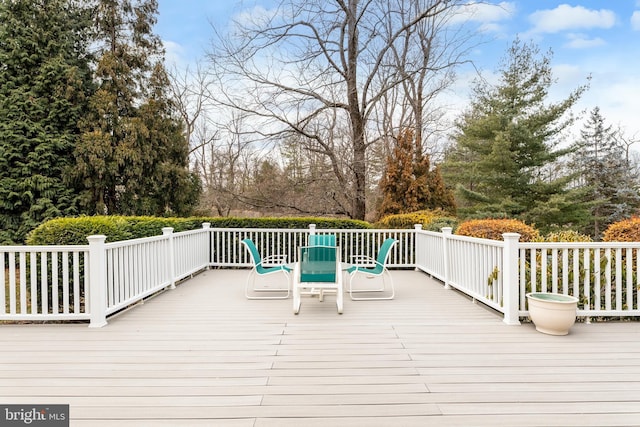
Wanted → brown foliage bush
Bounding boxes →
[455,218,540,242]
[374,209,458,231]
[602,217,640,242]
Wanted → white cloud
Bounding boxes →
[529,5,615,33]
[232,5,279,28]
[580,76,640,138]
[564,33,606,49]
[467,1,515,22]
[566,54,640,140]
[632,11,640,30]
[162,40,186,68]
[448,2,515,26]
[478,22,504,33]
[552,63,584,81]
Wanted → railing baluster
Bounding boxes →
[73,251,80,314]
[584,249,591,310]
[0,252,5,315]
[19,252,26,314]
[637,249,640,310]
[527,248,534,294]
[572,248,579,301]
[561,249,569,295]
[30,252,38,314]
[40,252,48,314]
[519,248,526,310]
[52,252,59,314]
[615,248,622,311]
[626,248,633,311]
[62,251,69,314]
[8,252,16,314]
[551,248,558,294]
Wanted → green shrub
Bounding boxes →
[26,216,371,245]
[199,217,370,231]
[26,216,134,245]
[456,218,540,242]
[537,230,593,242]
[424,217,459,233]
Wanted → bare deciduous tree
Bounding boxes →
[206,0,480,220]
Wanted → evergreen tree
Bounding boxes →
[378,128,455,218]
[442,38,589,231]
[571,107,640,238]
[72,0,199,215]
[123,62,201,215]
[0,0,93,243]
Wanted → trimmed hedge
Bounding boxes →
[374,209,459,231]
[455,218,540,242]
[537,230,593,242]
[26,216,371,245]
[203,217,371,230]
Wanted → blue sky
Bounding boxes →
[156,1,640,139]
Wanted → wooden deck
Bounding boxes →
[2,269,640,426]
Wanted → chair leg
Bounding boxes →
[293,285,301,314]
[246,270,291,300]
[349,270,394,300]
[245,270,256,299]
[348,271,385,293]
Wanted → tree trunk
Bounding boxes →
[352,130,367,220]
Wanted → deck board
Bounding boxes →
[2,269,640,426]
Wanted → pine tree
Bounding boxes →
[378,128,455,218]
[442,38,589,231]
[0,0,93,243]
[72,0,199,215]
[123,62,201,215]
[571,107,640,238]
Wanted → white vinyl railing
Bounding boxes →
[413,228,640,323]
[518,242,640,318]
[3,223,640,327]
[210,226,416,268]
[413,227,515,321]
[1,224,415,327]
[92,226,214,326]
[0,245,89,321]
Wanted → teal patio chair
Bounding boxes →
[346,238,397,300]
[293,245,343,314]
[241,239,292,299]
[308,234,336,246]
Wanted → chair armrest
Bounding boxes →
[263,254,288,266]
[350,255,376,267]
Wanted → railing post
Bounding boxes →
[308,224,316,251]
[442,227,452,289]
[413,224,422,271]
[502,232,521,325]
[202,222,211,268]
[163,227,176,289]
[88,235,107,328]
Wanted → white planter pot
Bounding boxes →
[526,292,578,336]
